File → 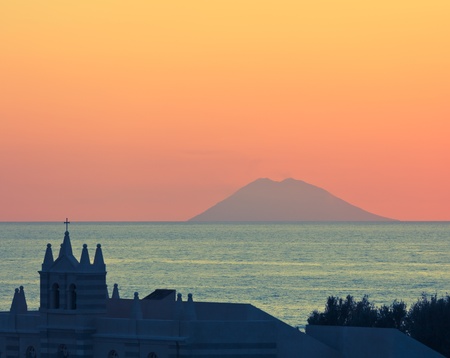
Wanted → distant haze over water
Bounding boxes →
[0,222,449,327]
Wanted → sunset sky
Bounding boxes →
[1,1,449,221]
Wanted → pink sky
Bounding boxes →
[1,1,449,221]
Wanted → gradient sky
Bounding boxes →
[1,1,449,221]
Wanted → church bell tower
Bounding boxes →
[39,219,108,313]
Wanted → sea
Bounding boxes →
[0,222,449,328]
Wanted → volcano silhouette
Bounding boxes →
[189,178,394,222]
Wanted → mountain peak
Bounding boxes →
[189,178,394,222]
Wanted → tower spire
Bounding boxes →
[64,218,70,232]
[10,286,27,314]
[93,244,105,270]
[59,218,74,258]
[111,284,120,299]
[186,293,197,320]
[42,243,54,270]
[80,244,91,267]
[131,292,143,319]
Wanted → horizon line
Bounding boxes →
[1,220,449,224]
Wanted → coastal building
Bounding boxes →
[0,222,443,357]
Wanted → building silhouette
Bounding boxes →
[0,223,443,357]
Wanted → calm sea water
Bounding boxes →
[0,222,449,328]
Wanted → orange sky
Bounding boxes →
[1,1,449,221]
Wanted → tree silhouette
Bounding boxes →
[405,294,450,357]
[307,294,450,357]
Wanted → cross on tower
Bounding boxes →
[64,218,70,232]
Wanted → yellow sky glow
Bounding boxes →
[1,1,449,220]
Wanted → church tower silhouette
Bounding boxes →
[37,219,108,357]
[39,219,107,313]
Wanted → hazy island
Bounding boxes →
[190,178,394,222]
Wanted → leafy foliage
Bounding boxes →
[308,295,406,329]
[405,294,450,357]
[307,294,450,357]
